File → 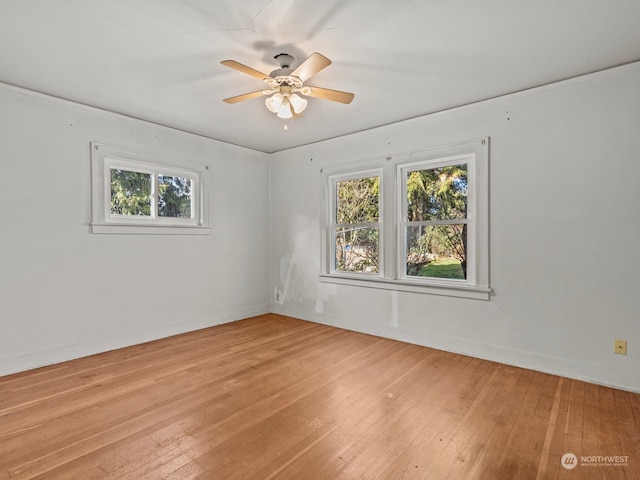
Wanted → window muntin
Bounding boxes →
[91,143,209,234]
[329,171,382,275]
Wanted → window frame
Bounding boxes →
[325,167,384,277]
[91,142,210,235]
[320,138,490,300]
[397,153,476,288]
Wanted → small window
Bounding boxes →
[91,143,210,234]
[107,164,196,223]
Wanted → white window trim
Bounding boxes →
[90,142,210,235]
[325,167,384,277]
[320,138,490,300]
[397,152,477,288]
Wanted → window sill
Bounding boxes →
[91,223,211,235]
[319,274,491,300]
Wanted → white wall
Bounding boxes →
[0,85,271,376]
[270,62,640,392]
[3,63,639,393]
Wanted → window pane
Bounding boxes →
[335,226,379,273]
[406,164,467,221]
[336,176,380,223]
[110,169,151,216]
[158,175,192,218]
[405,224,466,279]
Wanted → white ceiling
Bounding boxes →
[1,0,639,153]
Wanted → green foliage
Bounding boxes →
[331,167,469,277]
[110,169,151,216]
[405,164,468,278]
[406,164,467,221]
[336,176,379,223]
[335,176,380,273]
[418,257,465,279]
[158,175,192,218]
[110,170,192,219]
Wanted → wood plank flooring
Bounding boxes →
[1,314,639,479]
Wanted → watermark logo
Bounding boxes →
[561,453,578,470]
[561,452,630,470]
[580,455,629,467]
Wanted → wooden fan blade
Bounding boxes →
[220,60,270,81]
[291,52,331,82]
[305,86,354,104]
[223,90,267,104]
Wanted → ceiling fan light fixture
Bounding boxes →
[222,52,354,121]
[265,92,283,113]
[289,93,308,114]
[277,98,293,119]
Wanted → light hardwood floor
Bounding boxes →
[1,314,639,479]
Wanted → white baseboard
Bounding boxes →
[0,304,269,377]
[270,303,640,394]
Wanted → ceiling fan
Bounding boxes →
[221,52,354,119]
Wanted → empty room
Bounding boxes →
[1,1,639,479]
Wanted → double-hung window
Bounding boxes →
[322,138,489,299]
[91,143,210,234]
[399,155,474,284]
[328,169,382,275]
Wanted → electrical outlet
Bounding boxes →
[614,339,627,355]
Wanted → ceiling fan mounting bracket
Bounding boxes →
[273,53,294,69]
